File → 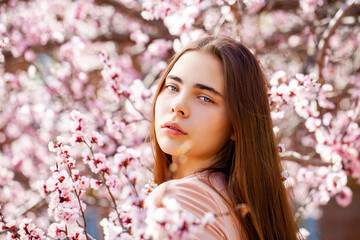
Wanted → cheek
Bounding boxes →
[211,117,231,136]
[155,97,164,118]
[154,96,168,130]
[189,113,231,158]
[154,101,161,128]
[195,110,231,138]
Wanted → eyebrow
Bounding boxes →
[166,75,224,98]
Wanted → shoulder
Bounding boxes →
[147,172,227,212]
[146,173,241,239]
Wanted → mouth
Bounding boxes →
[161,122,187,135]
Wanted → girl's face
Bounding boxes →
[154,51,232,162]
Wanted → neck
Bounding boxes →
[172,155,213,179]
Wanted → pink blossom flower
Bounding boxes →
[86,130,104,146]
[70,110,87,133]
[336,186,353,207]
[298,227,310,240]
[277,143,286,153]
[5,220,16,230]
[142,179,158,195]
[270,71,287,87]
[90,178,102,190]
[70,131,84,145]
[105,175,122,190]
[88,153,109,174]
[130,30,150,45]
[318,84,336,109]
[305,117,321,132]
[199,212,216,227]
[300,0,323,14]
[67,225,86,240]
[48,222,67,239]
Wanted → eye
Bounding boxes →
[199,96,214,103]
[166,85,179,92]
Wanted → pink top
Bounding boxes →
[146,172,241,239]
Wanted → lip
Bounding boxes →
[161,121,187,135]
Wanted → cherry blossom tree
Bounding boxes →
[0,0,359,239]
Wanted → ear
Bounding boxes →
[230,134,235,141]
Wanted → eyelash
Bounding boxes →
[165,84,214,104]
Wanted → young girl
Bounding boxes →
[147,36,299,239]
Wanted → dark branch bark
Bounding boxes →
[263,0,299,12]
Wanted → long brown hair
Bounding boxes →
[149,36,299,240]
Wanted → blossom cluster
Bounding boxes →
[269,70,359,217]
[0,213,46,240]
[144,196,216,240]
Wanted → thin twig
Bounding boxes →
[83,141,130,233]
[101,172,131,233]
[67,164,89,240]
[120,92,150,122]
[75,221,96,240]
[350,98,360,122]
[86,233,96,240]
[65,225,70,240]
[0,210,20,238]
[213,16,226,36]
[123,169,142,207]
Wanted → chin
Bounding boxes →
[157,138,180,156]
[158,143,178,156]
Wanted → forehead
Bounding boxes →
[168,51,225,92]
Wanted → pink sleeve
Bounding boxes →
[146,177,240,240]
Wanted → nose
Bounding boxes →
[171,96,190,118]
[171,106,189,117]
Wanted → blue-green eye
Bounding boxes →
[200,96,213,103]
[166,85,178,92]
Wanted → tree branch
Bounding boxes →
[317,0,360,84]
[15,195,44,217]
[263,0,299,12]
[280,151,331,167]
